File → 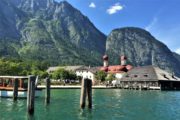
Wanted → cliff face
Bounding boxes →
[106,27,180,76]
[0,0,106,65]
[173,52,180,63]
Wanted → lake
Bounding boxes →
[0,89,180,120]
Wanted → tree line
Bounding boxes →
[0,58,116,83]
[0,58,49,78]
[0,58,81,81]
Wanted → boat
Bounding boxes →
[0,76,42,98]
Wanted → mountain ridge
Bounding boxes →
[0,0,179,76]
[0,0,106,65]
[106,27,180,76]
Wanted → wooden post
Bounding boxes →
[45,77,51,104]
[19,79,23,88]
[80,78,92,109]
[13,78,19,101]
[80,78,87,109]
[27,75,36,115]
[87,79,92,109]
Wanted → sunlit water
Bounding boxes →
[0,89,180,120]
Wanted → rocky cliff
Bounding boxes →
[106,27,180,76]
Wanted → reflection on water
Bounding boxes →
[78,109,93,120]
[0,89,180,120]
[27,114,35,120]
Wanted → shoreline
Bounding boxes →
[37,85,115,89]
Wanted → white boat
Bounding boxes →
[149,86,161,90]
[0,76,42,98]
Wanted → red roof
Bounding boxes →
[126,65,133,70]
[108,71,125,74]
[100,67,108,72]
[108,65,125,71]
[99,65,133,73]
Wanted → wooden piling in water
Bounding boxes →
[13,78,19,101]
[80,78,87,109]
[45,77,51,104]
[27,75,36,115]
[80,78,92,109]
[87,79,92,109]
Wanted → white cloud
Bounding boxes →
[89,2,96,8]
[145,17,158,31]
[107,3,123,15]
[175,48,180,54]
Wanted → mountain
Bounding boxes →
[173,52,180,63]
[106,27,180,77]
[0,0,106,65]
[0,0,179,76]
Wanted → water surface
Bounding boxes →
[0,89,180,120]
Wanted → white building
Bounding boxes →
[46,65,97,83]
[75,66,97,84]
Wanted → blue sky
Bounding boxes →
[56,0,180,54]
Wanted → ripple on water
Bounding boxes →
[0,89,180,120]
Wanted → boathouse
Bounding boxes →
[117,66,180,90]
[0,76,41,98]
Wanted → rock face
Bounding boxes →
[106,27,180,77]
[0,0,106,65]
[173,52,180,63]
[0,0,22,39]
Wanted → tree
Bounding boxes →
[40,71,49,79]
[106,73,116,81]
[95,71,107,82]
[77,76,82,81]
[0,58,50,77]
[52,68,69,80]
[68,71,77,80]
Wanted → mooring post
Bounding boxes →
[87,79,92,109]
[13,78,19,101]
[80,78,87,109]
[45,77,51,104]
[27,75,36,115]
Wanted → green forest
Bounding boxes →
[0,58,49,78]
[0,58,81,82]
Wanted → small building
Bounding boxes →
[47,65,97,83]
[75,66,98,84]
[118,65,180,90]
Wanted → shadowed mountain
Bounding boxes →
[106,27,180,77]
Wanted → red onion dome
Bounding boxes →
[103,55,108,60]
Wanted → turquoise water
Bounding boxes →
[0,89,180,120]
